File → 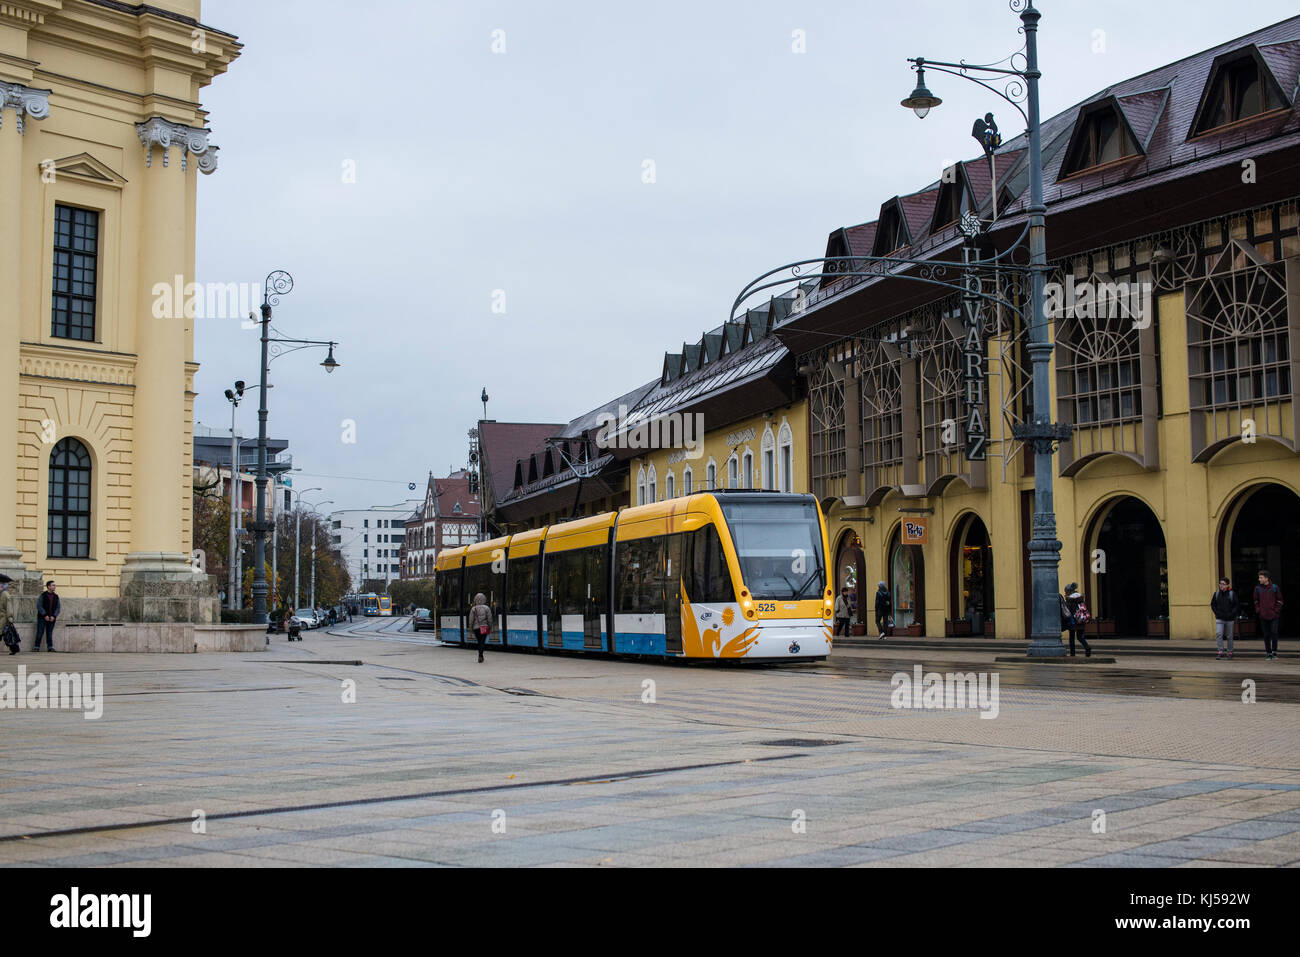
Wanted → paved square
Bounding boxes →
[2,629,1298,867]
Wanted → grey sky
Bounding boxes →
[194,0,1298,511]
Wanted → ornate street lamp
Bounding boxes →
[249,271,343,625]
[899,0,1072,657]
[730,0,1071,657]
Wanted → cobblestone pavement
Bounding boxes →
[1,626,1298,867]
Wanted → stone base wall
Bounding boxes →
[8,622,266,653]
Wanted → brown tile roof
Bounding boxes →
[478,421,563,504]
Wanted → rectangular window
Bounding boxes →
[51,205,99,342]
[688,524,733,604]
[507,555,538,614]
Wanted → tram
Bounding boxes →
[360,593,392,616]
[434,491,833,661]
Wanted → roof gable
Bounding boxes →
[1189,43,1293,137]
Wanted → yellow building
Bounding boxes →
[788,22,1300,641]
[1,1,239,633]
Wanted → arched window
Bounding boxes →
[637,466,647,506]
[48,437,91,558]
[762,426,776,491]
[742,451,754,489]
[683,466,693,495]
[648,464,658,503]
[707,461,717,490]
[666,473,675,499]
[778,421,794,493]
[728,456,739,489]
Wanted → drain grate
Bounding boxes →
[757,738,848,748]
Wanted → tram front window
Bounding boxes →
[719,500,825,600]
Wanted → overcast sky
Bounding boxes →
[193,0,1299,512]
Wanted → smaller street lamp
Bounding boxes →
[900,59,943,118]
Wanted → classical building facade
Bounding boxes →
[1,1,239,636]
[402,471,481,579]
[787,18,1300,639]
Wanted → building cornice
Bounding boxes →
[19,341,137,385]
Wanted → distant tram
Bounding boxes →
[434,491,832,661]
[360,593,392,617]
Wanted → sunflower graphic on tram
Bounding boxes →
[433,492,833,661]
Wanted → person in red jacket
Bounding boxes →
[1254,570,1283,660]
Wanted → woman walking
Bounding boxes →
[468,592,492,663]
[1062,582,1091,657]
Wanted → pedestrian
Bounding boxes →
[1254,570,1283,660]
[467,592,492,663]
[0,574,17,656]
[1062,582,1090,657]
[34,580,59,652]
[833,586,852,637]
[874,581,892,640]
[1211,577,1239,660]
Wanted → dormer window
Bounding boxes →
[1192,51,1286,136]
[1060,103,1140,177]
[453,502,462,514]
[931,169,973,229]
[872,202,909,256]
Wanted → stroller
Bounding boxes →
[288,618,302,641]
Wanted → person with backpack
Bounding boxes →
[1062,582,1091,657]
[468,592,492,663]
[0,574,17,656]
[1254,571,1283,660]
[874,582,892,640]
[1211,577,1239,659]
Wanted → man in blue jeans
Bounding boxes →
[1254,570,1283,660]
[35,580,59,652]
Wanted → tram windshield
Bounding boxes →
[719,499,826,600]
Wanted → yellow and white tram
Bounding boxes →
[433,491,833,661]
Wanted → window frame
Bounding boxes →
[51,204,100,343]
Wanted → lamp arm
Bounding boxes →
[914,61,1029,124]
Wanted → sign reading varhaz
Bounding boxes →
[961,240,987,462]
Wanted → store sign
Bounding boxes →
[961,233,988,461]
[901,518,928,545]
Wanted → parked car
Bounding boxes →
[293,608,318,630]
[413,608,435,631]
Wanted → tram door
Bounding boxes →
[583,546,605,651]
[545,552,564,648]
[663,533,684,656]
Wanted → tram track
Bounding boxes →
[0,753,806,844]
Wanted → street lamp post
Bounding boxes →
[292,486,321,611]
[223,381,244,610]
[729,0,1070,657]
[302,497,333,610]
[249,271,341,625]
[901,0,1072,656]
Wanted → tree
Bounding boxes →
[192,482,231,589]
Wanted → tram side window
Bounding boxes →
[559,551,587,615]
[585,545,608,610]
[690,524,734,604]
[507,556,537,614]
[616,536,657,614]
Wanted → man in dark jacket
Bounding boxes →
[833,587,851,637]
[34,580,60,652]
[1254,571,1283,660]
[1211,578,1239,659]
[874,582,892,640]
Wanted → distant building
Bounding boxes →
[192,429,291,512]
[329,501,421,588]
[402,471,481,579]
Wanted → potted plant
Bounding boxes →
[1236,617,1257,637]
[850,621,868,636]
[945,619,972,636]
[1088,618,1116,636]
[906,621,925,637]
[1148,617,1168,636]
